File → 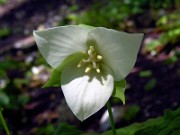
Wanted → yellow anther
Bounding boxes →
[88,46,95,55]
[96,69,100,73]
[77,46,103,73]
[97,55,103,60]
[83,59,90,63]
[90,46,94,51]
[77,64,81,68]
[85,67,91,73]
[77,60,85,68]
[92,61,97,69]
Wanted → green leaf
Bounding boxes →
[43,52,84,88]
[112,79,126,104]
[101,108,180,135]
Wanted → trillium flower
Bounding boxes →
[33,25,143,121]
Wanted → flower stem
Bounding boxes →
[106,100,116,135]
[0,107,11,135]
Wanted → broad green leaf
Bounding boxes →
[43,52,84,88]
[102,107,180,135]
[112,79,126,104]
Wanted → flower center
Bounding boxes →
[77,46,103,73]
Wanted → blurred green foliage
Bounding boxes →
[124,105,140,121]
[37,124,56,135]
[0,58,30,109]
[144,78,157,91]
[0,28,11,38]
[139,70,152,78]
[54,122,82,135]
[37,122,82,135]
[157,10,180,45]
[144,10,180,55]
[0,92,9,106]
[65,0,177,29]
[139,70,156,91]
[0,52,50,111]
[0,0,7,5]
[164,55,178,65]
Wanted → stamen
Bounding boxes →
[77,64,81,68]
[92,61,97,69]
[77,46,103,73]
[90,46,94,52]
[96,69,100,73]
[96,63,100,73]
[88,46,93,55]
[85,66,91,73]
[77,60,84,67]
[97,55,103,60]
[83,59,90,63]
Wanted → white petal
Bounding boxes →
[88,27,144,81]
[61,62,114,121]
[33,25,91,68]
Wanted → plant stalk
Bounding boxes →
[106,100,116,135]
[0,108,11,135]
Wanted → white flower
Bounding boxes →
[33,25,143,121]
